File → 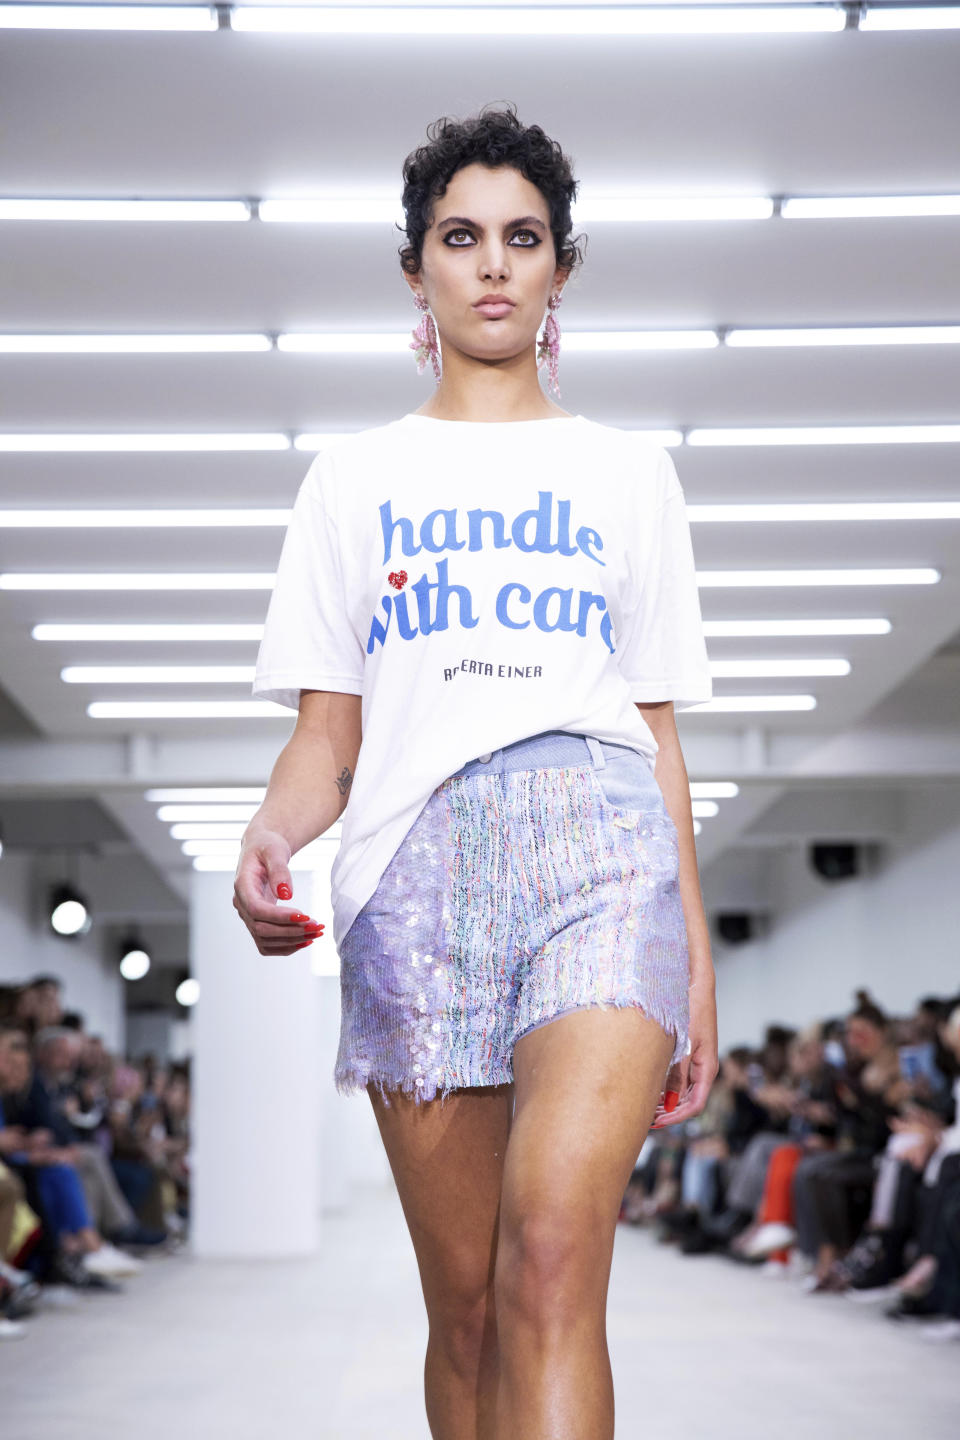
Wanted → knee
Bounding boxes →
[495,1208,597,1327]
[431,1287,497,1377]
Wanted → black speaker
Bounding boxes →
[810,843,859,881]
[717,911,753,944]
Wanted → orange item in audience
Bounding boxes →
[758,1142,803,1262]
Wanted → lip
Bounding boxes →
[473,296,516,318]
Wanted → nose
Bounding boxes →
[479,241,510,282]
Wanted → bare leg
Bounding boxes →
[494,1007,675,1440]
[368,1081,514,1440]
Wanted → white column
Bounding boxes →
[190,866,321,1258]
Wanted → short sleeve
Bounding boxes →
[251,451,365,712]
[615,448,713,711]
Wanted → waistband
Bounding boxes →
[450,729,649,781]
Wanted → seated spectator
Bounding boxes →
[0,1022,142,1290]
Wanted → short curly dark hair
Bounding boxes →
[397,103,587,279]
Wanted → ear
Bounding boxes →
[552,263,573,295]
[401,269,424,302]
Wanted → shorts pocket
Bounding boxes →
[590,748,662,818]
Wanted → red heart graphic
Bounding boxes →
[388,570,408,591]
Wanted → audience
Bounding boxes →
[622,985,960,1344]
[0,976,190,1341]
[5,968,959,1353]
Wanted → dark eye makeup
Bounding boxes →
[442,227,541,247]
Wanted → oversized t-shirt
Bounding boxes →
[252,412,713,949]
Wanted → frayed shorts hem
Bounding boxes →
[334,995,686,1109]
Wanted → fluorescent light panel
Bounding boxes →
[687,427,960,446]
[702,619,890,636]
[0,335,270,354]
[158,805,261,822]
[10,570,936,595]
[698,569,939,587]
[0,5,216,31]
[88,701,290,718]
[2,511,289,529]
[688,503,960,522]
[860,7,960,31]
[4,426,958,454]
[0,434,290,453]
[710,659,850,677]
[63,667,256,683]
[782,195,960,218]
[35,624,264,641]
[690,783,740,799]
[689,696,817,711]
[3,574,274,590]
[170,823,250,840]
[146,788,266,802]
[5,502,957,531]
[230,6,845,37]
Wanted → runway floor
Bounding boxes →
[6,1180,957,1440]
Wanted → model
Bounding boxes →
[234,103,720,1440]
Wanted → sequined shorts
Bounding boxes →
[334,729,690,1107]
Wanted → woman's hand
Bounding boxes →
[650,974,719,1130]
[233,828,325,956]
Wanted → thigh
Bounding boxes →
[368,1081,514,1321]
[499,1007,675,1293]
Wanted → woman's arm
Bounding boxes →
[234,690,362,955]
[638,701,719,1129]
[638,701,714,987]
[245,689,363,855]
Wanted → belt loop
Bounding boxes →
[584,735,606,770]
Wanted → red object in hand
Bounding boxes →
[277,883,292,900]
[664,1090,680,1112]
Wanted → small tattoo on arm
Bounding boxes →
[335,766,353,797]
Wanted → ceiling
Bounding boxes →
[2,3,959,979]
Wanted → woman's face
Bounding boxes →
[407,161,567,370]
[845,1015,883,1059]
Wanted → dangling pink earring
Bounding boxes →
[410,293,441,385]
[536,289,563,400]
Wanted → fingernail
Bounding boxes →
[664,1091,680,1111]
[303,925,323,936]
[277,883,292,900]
[291,911,310,923]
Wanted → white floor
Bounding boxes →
[5,1181,958,1440]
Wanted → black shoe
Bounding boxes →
[50,1252,124,1293]
[679,1224,724,1255]
[884,1290,943,1321]
[106,1222,168,1248]
[843,1232,904,1291]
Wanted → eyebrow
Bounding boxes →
[436,215,547,232]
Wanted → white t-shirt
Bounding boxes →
[252,412,713,949]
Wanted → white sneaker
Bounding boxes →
[760,1258,789,1278]
[81,1244,140,1278]
[37,1284,81,1310]
[845,1283,903,1305]
[741,1222,797,1258]
[921,1319,960,1342]
[917,1318,960,1343]
[787,1251,816,1281]
[0,1316,26,1341]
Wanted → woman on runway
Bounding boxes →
[235,103,719,1440]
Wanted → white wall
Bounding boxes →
[0,850,125,1051]
[713,784,960,1049]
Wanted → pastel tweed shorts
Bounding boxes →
[334,729,691,1106]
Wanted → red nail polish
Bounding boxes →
[291,911,310,923]
[664,1090,680,1112]
[277,883,292,900]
